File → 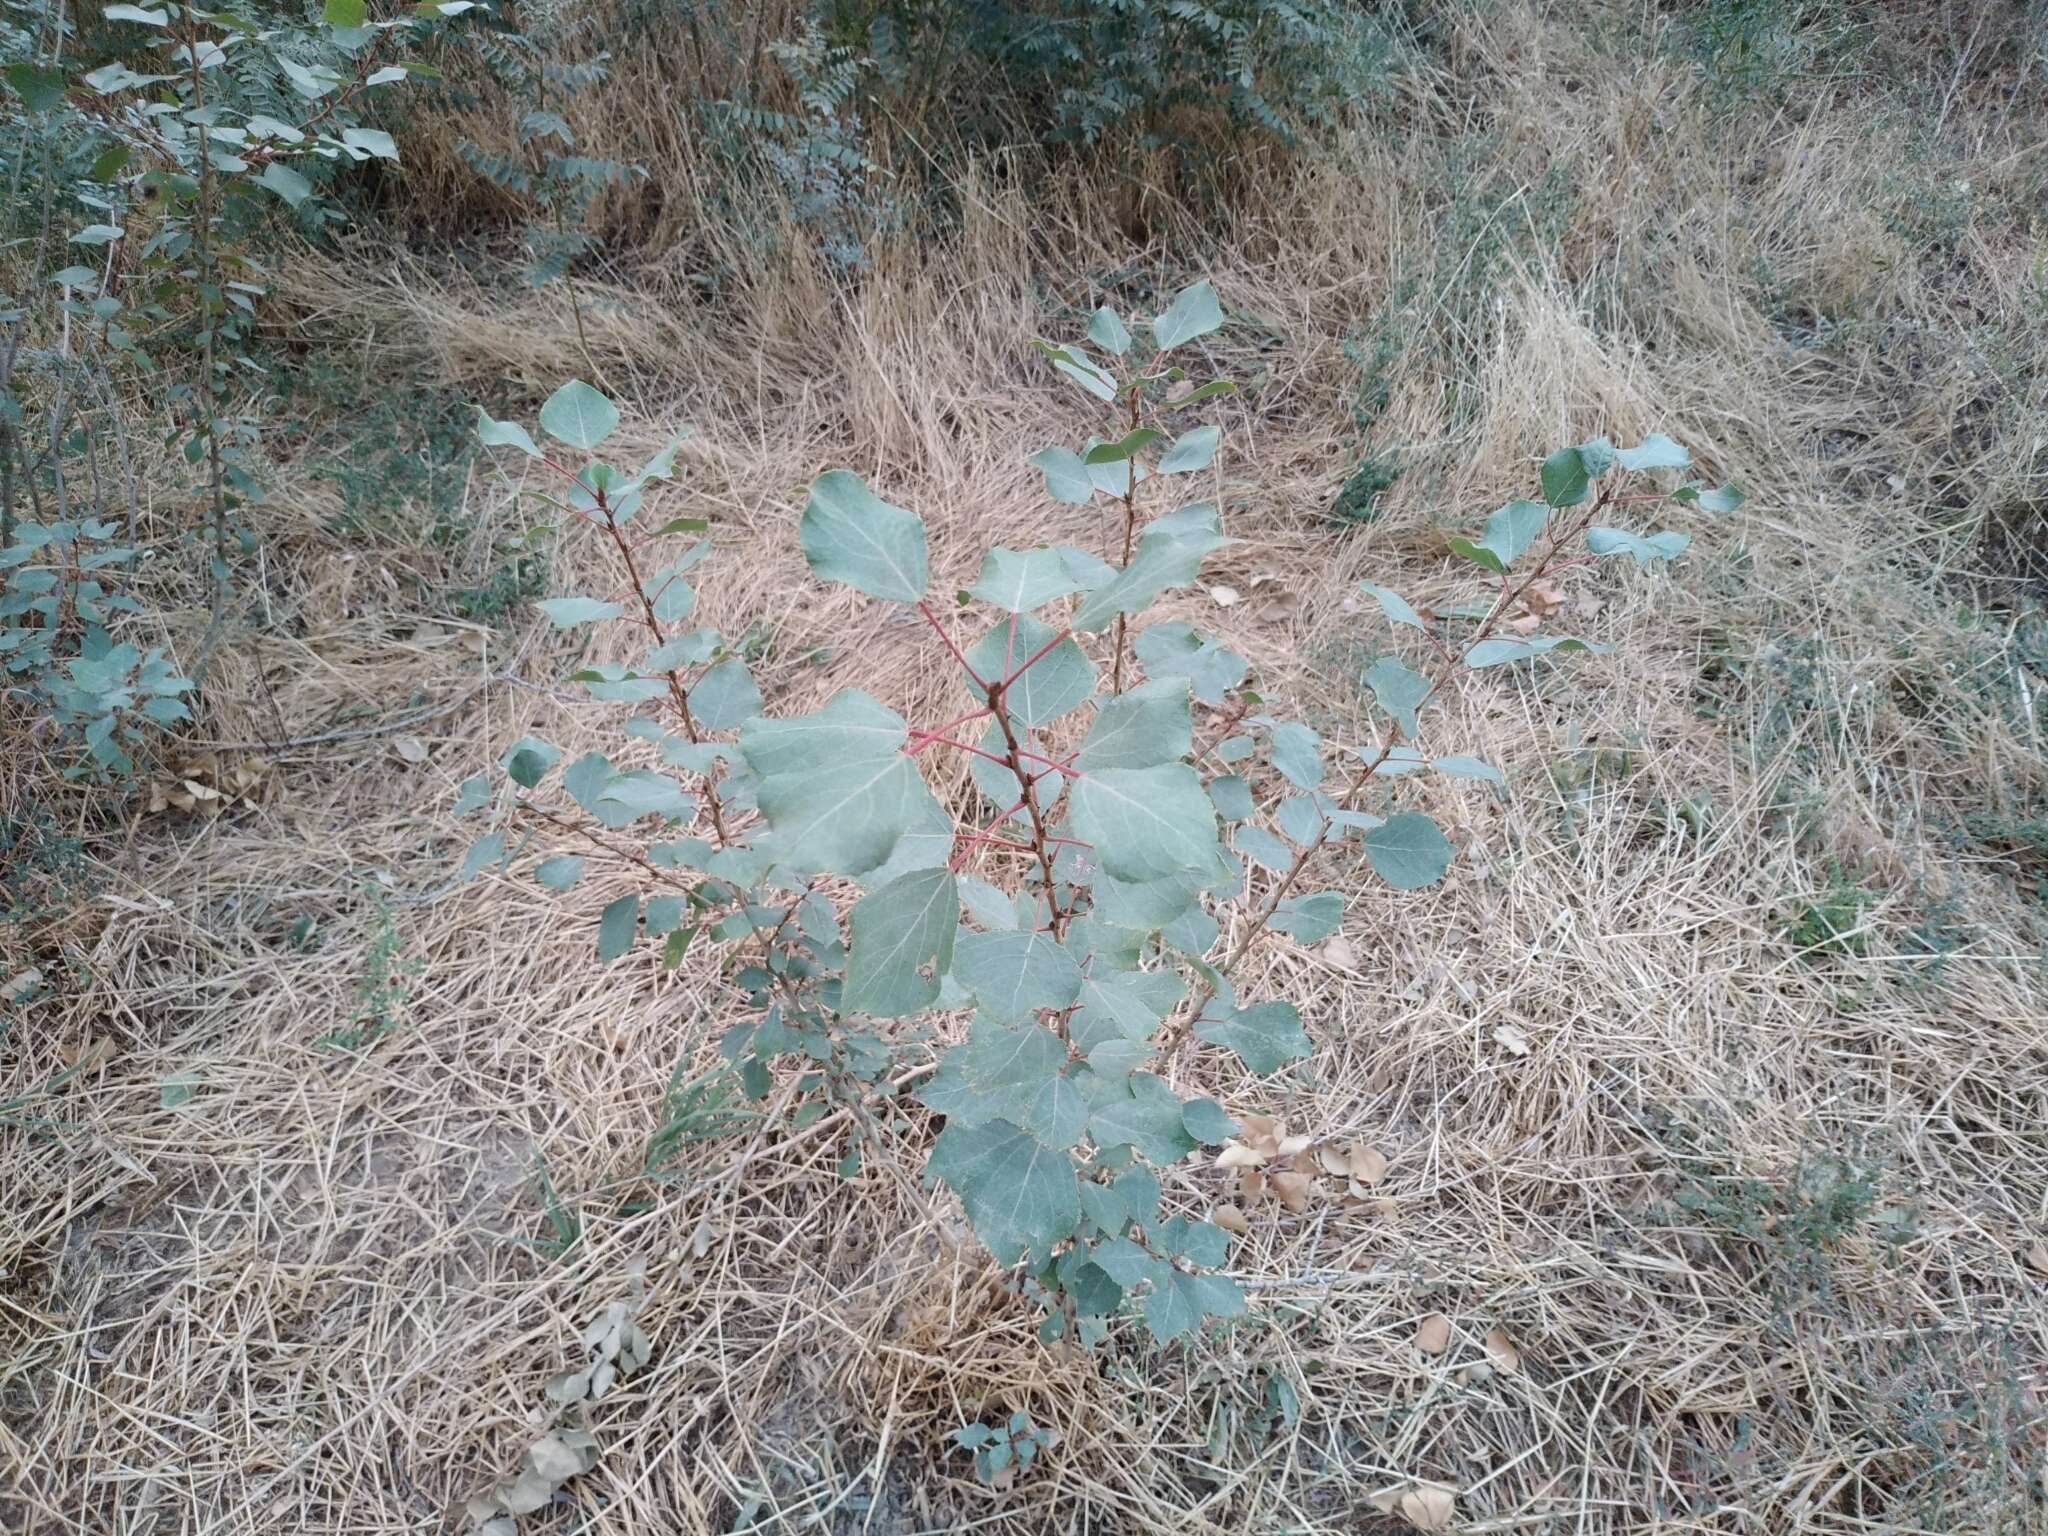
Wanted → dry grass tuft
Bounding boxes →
[6,4,2048,1533]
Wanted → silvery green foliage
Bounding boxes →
[461,287,1739,1352]
[1,516,190,776]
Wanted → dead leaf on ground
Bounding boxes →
[146,753,270,816]
[1493,1023,1531,1057]
[1270,1169,1312,1213]
[1400,1484,1458,1532]
[1483,1325,1522,1373]
[1212,1203,1250,1236]
[1319,934,1359,968]
[1208,583,1240,607]
[1416,1313,1451,1354]
[2027,1241,2048,1276]
[391,733,429,764]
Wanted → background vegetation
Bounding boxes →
[4,0,2045,1531]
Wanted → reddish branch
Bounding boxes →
[1159,480,1625,1053]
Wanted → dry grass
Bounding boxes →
[6,3,2048,1533]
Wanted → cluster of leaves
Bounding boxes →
[818,0,1400,159]
[4,0,464,772]
[951,1409,1055,1489]
[464,1276,651,1533]
[697,18,896,272]
[1,512,189,774]
[444,5,637,320]
[457,279,1740,1357]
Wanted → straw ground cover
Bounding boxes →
[5,3,2047,1532]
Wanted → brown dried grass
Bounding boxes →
[6,4,2048,1533]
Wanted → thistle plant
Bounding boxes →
[458,279,1742,1348]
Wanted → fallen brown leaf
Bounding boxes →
[1415,1313,1451,1354]
[1483,1326,1521,1373]
[1400,1484,1457,1532]
[1269,1170,1312,1213]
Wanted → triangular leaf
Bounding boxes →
[1153,280,1223,351]
[801,470,928,603]
[927,1120,1080,1266]
[538,380,619,452]
[843,868,958,1018]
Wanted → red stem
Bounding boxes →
[918,599,984,686]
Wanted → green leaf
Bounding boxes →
[537,380,618,452]
[1675,481,1744,513]
[535,854,585,890]
[1448,500,1549,574]
[1181,1097,1237,1143]
[800,470,928,604]
[323,0,366,24]
[1091,1235,1164,1288]
[1024,1070,1090,1150]
[159,1070,200,1110]
[843,868,958,1018]
[1208,775,1253,822]
[501,735,562,787]
[1064,1260,1122,1316]
[1270,891,1343,942]
[1171,379,1237,408]
[737,688,902,774]
[461,830,507,882]
[1153,279,1223,351]
[256,161,314,207]
[1465,635,1611,668]
[1087,306,1131,356]
[754,750,943,879]
[1431,754,1503,783]
[453,775,492,815]
[1363,811,1452,889]
[1071,503,1231,633]
[968,614,1096,726]
[593,770,694,821]
[474,405,540,458]
[1036,341,1117,402]
[1267,722,1324,789]
[88,144,130,181]
[1069,973,1170,1052]
[1144,1269,1245,1344]
[1083,427,1165,465]
[5,63,67,113]
[1068,764,1220,883]
[1156,426,1219,474]
[1028,446,1096,505]
[1234,824,1293,873]
[1194,1000,1312,1073]
[688,659,760,730]
[1088,1072,1197,1162]
[920,1015,1066,1126]
[538,596,624,627]
[1614,433,1689,471]
[1072,677,1191,771]
[1133,621,1246,703]
[596,894,639,962]
[927,1120,1079,1266]
[953,930,1082,1022]
[1363,654,1431,738]
[1586,527,1690,565]
[1540,443,1605,508]
[1357,579,1426,631]
[969,546,1088,611]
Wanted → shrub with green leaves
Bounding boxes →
[458,279,1742,1351]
